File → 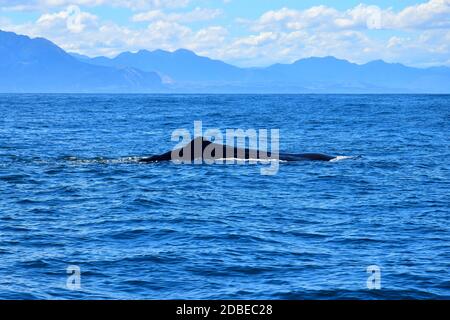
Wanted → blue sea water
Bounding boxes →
[0,94,449,300]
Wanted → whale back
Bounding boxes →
[140,137,335,162]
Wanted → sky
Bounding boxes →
[0,0,449,67]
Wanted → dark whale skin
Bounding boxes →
[139,137,335,163]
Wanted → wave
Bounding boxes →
[330,155,360,162]
[61,156,145,164]
[62,155,360,164]
[215,157,288,163]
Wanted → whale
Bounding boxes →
[139,137,335,163]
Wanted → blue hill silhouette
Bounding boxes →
[0,30,162,93]
[253,56,450,92]
[76,48,246,83]
[1,29,449,93]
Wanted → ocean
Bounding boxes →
[0,94,449,299]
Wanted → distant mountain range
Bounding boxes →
[0,30,162,93]
[1,29,450,93]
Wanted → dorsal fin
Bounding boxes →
[188,137,213,149]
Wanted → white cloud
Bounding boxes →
[0,4,227,58]
[225,0,450,66]
[132,7,222,23]
[249,0,450,32]
[394,0,450,29]
[36,5,97,33]
[111,0,190,10]
[384,29,450,66]
[189,26,228,54]
[0,0,190,11]
[233,32,278,47]
[224,30,377,66]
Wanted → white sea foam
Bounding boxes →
[330,156,355,162]
[64,156,143,164]
[216,158,287,163]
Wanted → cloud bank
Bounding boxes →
[0,0,449,67]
